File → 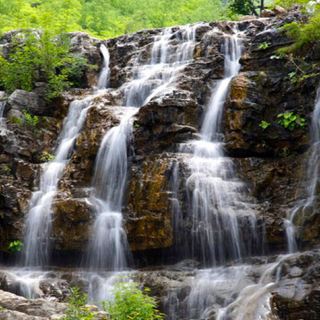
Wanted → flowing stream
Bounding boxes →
[87,108,136,270]
[183,32,258,266]
[164,29,277,320]
[85,24,204,300]
[285,88,320,253]
[22,45,111,267]
[0,100,5,128]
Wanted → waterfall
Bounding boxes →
[285,87,320,252]
[97,44,110,90]
[165,29,269,320]
[0,100,5,127]
[87,24,200,272]
[184,32,258,266]
[124,24,199,107]
[22,44,111,267]
[87,108,137,270]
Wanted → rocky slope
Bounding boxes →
[0,6,320,319]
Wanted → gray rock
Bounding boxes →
[8,90,49,116]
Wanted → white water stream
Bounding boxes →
[0,100,6,128]
[87,24,202,272]
[124,25,200,107]
[182,31,258,266]
[285,88,320,253]
[23,44,111,267]
[87,108,137,270]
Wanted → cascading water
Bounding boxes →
[2,21,317,320]
[124,24,199,107]
[97,44,110,90]
[0,100,6,128]
[285,87,320,253]
[84,25,202,303]
[164,29,271,320]
[87,24,201,272]
[87,108,137,270]
[23,44,111,267]
[183,31,258,266]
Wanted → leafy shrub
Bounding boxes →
[63,287,97,320]
[23,110,39,128]
[8,240,23,253]
[103,282,164,320]
[259,120,271,130]
[279,1,320,51]
[258,42,270,50]
[0,30,87,100]
[277,112,306,130]
[9,116,23,126]
[228,0,258,15]
[40,151,55,162]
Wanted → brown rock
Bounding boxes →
[126,156,174,251]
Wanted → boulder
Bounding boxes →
[7,90,48,116]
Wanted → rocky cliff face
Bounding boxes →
[1,7,320,319]
[0,8,319,259]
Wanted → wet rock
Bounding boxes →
[126,155,174,251]
[52,198,93,251]
[59,102,121,194]
[225,71,312,157]
[0,288,108,319]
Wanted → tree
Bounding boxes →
[228,0,259,15]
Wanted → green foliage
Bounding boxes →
[9,116,23,126]
[23,110,39,128]
[279,1,320,51]
[258,42,270,50]
[8,240,23,253]
[0,1,230,97]
[259,120,271,130]
[228,0,258,15]
[277,112,306,130]
[63,287,97,320]
[40,151,55,162]
[103,282,164,320]
[0,0,228,39]
[0,30,87,100]
[0,164,11,174]
[274,0,308,9]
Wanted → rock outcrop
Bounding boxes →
[0,8,320,319]
[1,9,320,259]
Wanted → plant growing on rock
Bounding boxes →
[0,30,88,100]
[279,1,320,51]
[8,240,23,253]
[23,110,39,128]
[259,120,271,130]
[40,151,55,162]
[103,282,164,320]
[258,42,270,50]
[63,287,97,320]
[277,112,306,131]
